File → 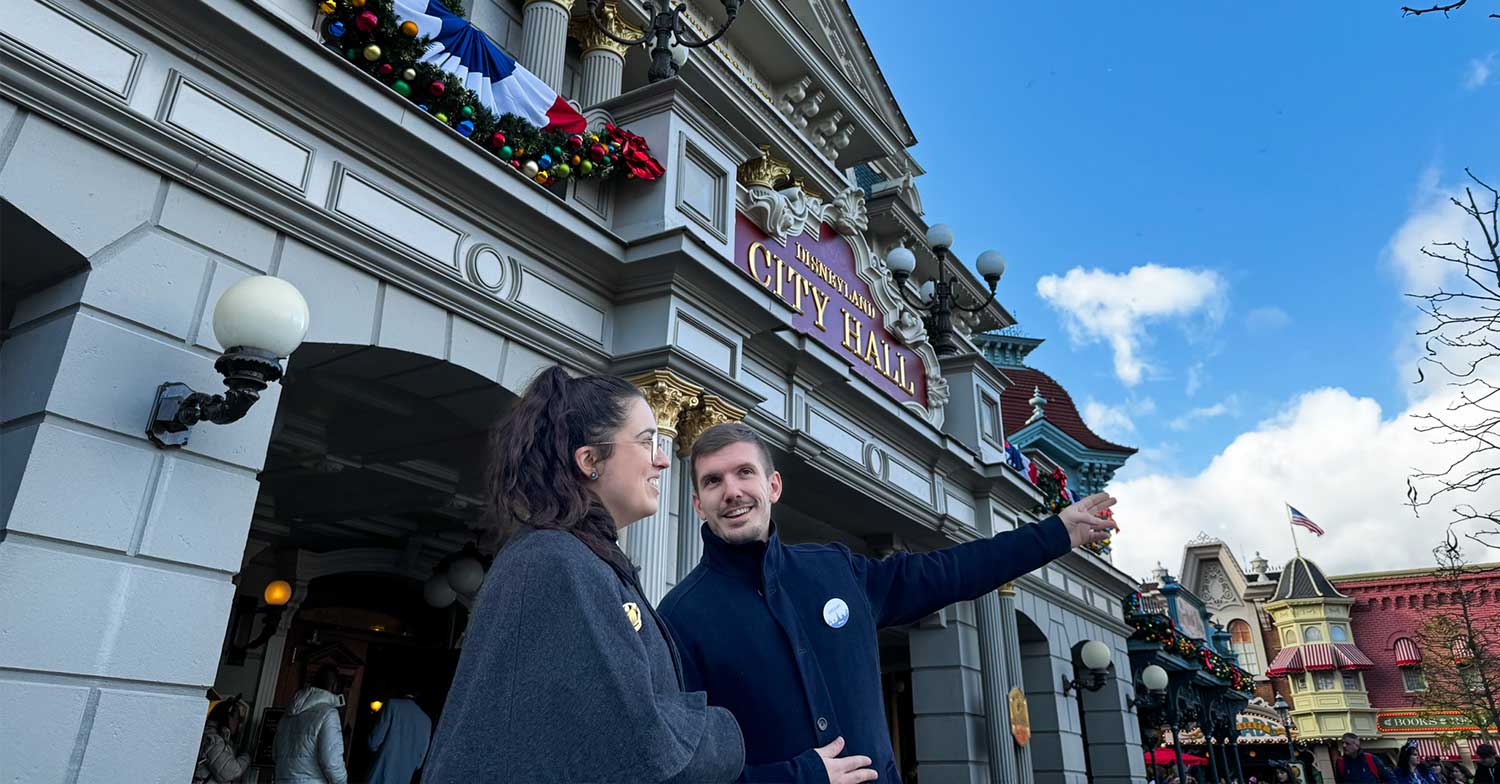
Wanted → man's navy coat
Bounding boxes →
[658,516,1071,783]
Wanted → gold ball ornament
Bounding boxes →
[434,112,448,123]
[401,68,417,81]
[362,44,381,61]
[319,0,336,12]
[399,20,420,37]
[535,171,550,185]
[351,0,365,5]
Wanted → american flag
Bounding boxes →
[1287,505,1325,536]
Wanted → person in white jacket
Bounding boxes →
[273,666,349,784]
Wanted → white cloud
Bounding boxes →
[1245,306,1291,331]
[1185,363,1205,397]
[1081,397,1155,443]
[1108,384,1500,583]
[1168,395,1240,431]
[1464,53,1496,90]
[1036,264,1227,386]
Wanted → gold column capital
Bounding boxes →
[568,1,643,58]
[526,0,576,9]
[628,370,702,439]
[676,393,748,457]
[997,582,1017,598]
[737,144,793,190]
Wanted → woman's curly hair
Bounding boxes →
[482,365,639,574]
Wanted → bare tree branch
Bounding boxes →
[1402,0,1470,14]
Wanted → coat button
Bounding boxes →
[817,717,828,731]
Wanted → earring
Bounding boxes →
[589,471,598,480]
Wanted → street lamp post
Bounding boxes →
[1274,693,1296,776]
[1167,685,1188,784]
[884,225,1006,357]
[584,0,744,83]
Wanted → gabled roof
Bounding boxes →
[999,366,1137,454]
[1272,557,1348,601]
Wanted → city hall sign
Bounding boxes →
[733,148,949,425]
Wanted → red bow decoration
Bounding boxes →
[1053,467,1069,491]
[604,123,664,182]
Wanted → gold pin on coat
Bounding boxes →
[623,602,642,631]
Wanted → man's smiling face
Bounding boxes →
[692,440,782,544]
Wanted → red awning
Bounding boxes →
[1267,646,1304,676]
[1332,642,1375,671]
[1267,643,1374,674]
[1412,738,1493,762]
[1394,638,1422,667]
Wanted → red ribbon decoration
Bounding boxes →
[604,123,665,182]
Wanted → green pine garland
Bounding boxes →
[313,0,657,186]
[1032,472,1112,555]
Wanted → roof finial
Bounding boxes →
[1026,386,1048,424]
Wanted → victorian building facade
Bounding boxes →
[0,0,1151,782]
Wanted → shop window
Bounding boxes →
[979,393,1001,446]
[1403,668,1426,692]
[1330,625,1348,642]
[1303,626,1324,642]
[1228,620,1260,674]
[1313,671,1335,691]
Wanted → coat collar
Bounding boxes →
[700,521,783,584]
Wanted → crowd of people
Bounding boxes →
[1146,736,1498,784]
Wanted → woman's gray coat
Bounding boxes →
[423,528,744,783]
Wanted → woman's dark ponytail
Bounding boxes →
[483,366,639,573]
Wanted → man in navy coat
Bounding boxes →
[659,423,1119,784]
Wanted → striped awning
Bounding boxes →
[1411,737,1493,761]
[1395,638,1422,667]
[1267,646,1304,676]
[1266,643,1374,675]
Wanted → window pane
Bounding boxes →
[1342,671,1359,690]
[1314,671,1334,690]
[1330,625,1348,642]
[1303,627,1324,642]
[1230,620,1253,643]
[1403,668,1426,691]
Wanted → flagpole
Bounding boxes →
[1285,503,1302,558]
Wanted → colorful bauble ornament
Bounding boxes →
[567,135,584,150]
[510,159,521,168]
[556,163,571,178]
[346,48,359,61]
[417,103,429,112]
[328,21,346,37]
[551,145,563,158]
[535,171,550,185]
[589,134,600,144]
[434,112,448,123]
[570,155,581,166]
[579,160,593,175]
[362,44,381,61]
[354,11,378,32]
[537,154,553,169]
[401,68,417,81]
[521,161,540,177]
[377,63,393,77]
[457,120,474,136]
[489,132,506,148]
[499,145,513,158]
[399,20,420,37]
[351,0,365,6]
[392,80,411,97]
[319,0,336,13]
[588,144,606,161]
[461,105,474,118]
[429,80,445,96]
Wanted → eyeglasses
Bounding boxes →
[591,433,670,461]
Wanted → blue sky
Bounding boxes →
[859,2,1500,576]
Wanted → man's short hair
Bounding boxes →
[1478,743,1497,759]
[689,422,775,490]
[1342,732,1360,741]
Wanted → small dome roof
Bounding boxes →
[1272,557,1347,601]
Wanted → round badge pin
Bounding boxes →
[822,597,850,629]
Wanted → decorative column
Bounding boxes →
[624,370,699,607]
[998,583,1036,784]
[520,0,574,94]
[567,1,640,107]
[674,393,747,579]
[976,590,1019,784]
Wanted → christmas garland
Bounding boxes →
[312,0,663,186]
[1032,468,1113,555]
[1124,592,1254,692]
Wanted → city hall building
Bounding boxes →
[1,0,1148,781]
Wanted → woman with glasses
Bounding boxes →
[423,367,744,783]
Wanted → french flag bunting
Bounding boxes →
[394,0,587,133]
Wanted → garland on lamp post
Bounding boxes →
[311,0,664,187]
[1124,593,1253,692]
